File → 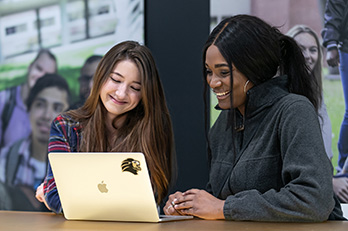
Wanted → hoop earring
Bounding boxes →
[243,80,250,93]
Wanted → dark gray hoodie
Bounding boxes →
[207,75,345,222]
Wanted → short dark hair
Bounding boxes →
[26,73,70,111]
[79,55,103,81]
[84,55,103,65]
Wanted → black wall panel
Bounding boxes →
[145,0,210,193]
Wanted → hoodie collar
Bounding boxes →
[244,75,289,118]
[214,75,289,118]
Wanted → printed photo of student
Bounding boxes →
[0,74,70,211]
[70,55,103,109]
[0,49,57,149]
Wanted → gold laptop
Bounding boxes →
[48,152,193,222]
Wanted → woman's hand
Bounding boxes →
[164,191,185,215]
[166,189,225,220]
[333,177,348,203]
[35,183,51,210]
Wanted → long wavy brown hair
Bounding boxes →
[67,41,176,204]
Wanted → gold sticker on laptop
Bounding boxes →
[121,158,142,175]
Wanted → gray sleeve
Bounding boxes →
[318,99,333,160]
[223,100,335,222]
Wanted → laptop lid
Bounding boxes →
[48,152,193,222]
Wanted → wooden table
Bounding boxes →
[0,211,348,231]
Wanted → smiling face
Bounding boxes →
[27,53,57,89]
[100,60,142,123]
[30,87,69,144]
[205,45,251,113]
[294,32,319,72]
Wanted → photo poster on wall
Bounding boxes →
[0,0,144,212]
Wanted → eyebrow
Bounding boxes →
[35,63,44,72]
[36,97,65,105]
[34,97,46,103]
[54,102,65,107]
[205,63,229,68]
[215,63,229,68]
[300,44,318,48]
[110,71,141,85]
[111,71,123,77]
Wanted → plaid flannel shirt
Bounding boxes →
[43,114,81,214]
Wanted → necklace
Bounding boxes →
[233,110,245,132]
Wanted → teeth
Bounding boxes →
[216,91,230,96]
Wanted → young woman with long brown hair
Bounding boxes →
[36,41,176,213]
